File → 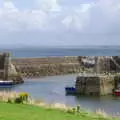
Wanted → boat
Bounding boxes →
[114,89,120,96]
[0,80,13,87]
[65,86,76,95]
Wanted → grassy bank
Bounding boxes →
[0,92,119,120]
[0,102,117,120]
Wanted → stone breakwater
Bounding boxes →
[12,56,82,78]
[11,56,120,79]
[0,52,23,84]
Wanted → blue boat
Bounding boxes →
[0,80,13,87]
[65,86,76,94]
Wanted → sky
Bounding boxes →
[0,0,120,46]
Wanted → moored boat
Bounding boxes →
[0,80,13,87]
[65,86,76,94]
[114,89,120,96]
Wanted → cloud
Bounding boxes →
[3,0,17,10]
[35,0,61,12]
[0,0,120,45]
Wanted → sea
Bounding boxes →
[0,45,120,58]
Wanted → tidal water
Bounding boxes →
[1,74,120,116]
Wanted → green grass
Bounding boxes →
[0,102,118,120]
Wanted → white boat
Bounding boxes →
[0,80,13,87]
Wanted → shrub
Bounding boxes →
[7,98,12,103]
[19,92,29,101]
[67,109,75,114]
[72,108,76,113]
[67,105,81,115]
[14,97,23,104]
[14,92,29,104]
[77,105,80,113]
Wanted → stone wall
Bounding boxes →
[100,76,114,95]
[75,75,101,96]
[0,53,6,79]
[94,56,120,73]
[12,56,82,78]
[0,52,10,79]
[110,56,120,71]
[0,52,23,84]
[75,75,120,96]
[11,56,120,78]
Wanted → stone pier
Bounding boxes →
[0,52,23,84]
[75,74,119,96]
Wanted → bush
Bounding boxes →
[7,98,12,103]
[67,109,75,114]
[14,97,23,104]
[67,105,81,115]
[77,105,80,113]
[19,92,29,101]
[14,92,29,104]
[72,108,76,113]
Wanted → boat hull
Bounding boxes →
[0,81,13,87]
[114,90,120,96]
[65,87,76,95]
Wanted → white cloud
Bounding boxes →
[4,0,16,9]
[0,0,120,45]
[35,0,61,12]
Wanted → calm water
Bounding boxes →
[1,74,120,116]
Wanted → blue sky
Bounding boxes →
[0,0,120,46]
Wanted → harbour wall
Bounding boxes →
[11,56,120,78]
[10,56,120,95]
[12,56,83,78]
[75,75,120,96]
[0,52,23,84]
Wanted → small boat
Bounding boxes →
[0,80,13,87]
[114,89,120,96]
[65,86,76,94]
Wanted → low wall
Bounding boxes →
[12,56,82,78]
